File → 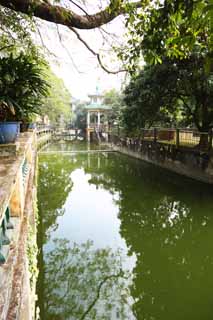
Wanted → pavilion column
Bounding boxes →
[87,111,90,142]
[105,114,109,142]
[97,153,100,169]
[87,111,90,129]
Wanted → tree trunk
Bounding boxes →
[198,133,209,150]
[196,102,210,151]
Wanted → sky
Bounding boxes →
[35,1,126,100]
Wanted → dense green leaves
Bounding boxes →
[0,4,72,124]
[122,54,213,133]
[120,1,213,136]
[103,89,124,126]
[41,68,72,125]
[0,53,49,121]
[72,101,87,130]
[123,62,180,133]
[119,0,213,71]
[0,5,35,54]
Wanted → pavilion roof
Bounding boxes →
[88,93,104,98]
[85,103,112,111]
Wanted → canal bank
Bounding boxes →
[111,137,213,184]
[0,129,51,320]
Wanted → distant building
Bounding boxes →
[85,86,112,142]
[36,114,50,125]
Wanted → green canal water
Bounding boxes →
[37,142,213,320]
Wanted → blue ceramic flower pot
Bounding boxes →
[0,122,20,144]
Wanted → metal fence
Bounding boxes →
[111,128,213,153]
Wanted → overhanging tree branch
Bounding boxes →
[0,1,140,73]
[56,25,84,74]
[69,26,127,74]
[0,0,142,30]
[67,0,90,17]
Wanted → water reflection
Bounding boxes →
[40,239,134,320]
[44,141,110,152]
[37,143,213,320]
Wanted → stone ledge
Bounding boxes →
[113,144,213,185]
[0,132,35,225]
[0,143,20,158]
[0,130,50,320]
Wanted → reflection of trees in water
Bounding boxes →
[38,150,213,320]
[118,192,213,320]
[42,239,133,320]
[85,154,213,320]
[38,157,73,242]
[38,154,88,242]
[37,153,87,319]
[117,185,213,319]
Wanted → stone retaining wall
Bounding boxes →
[112,140,213,184]
[0,129,52,320]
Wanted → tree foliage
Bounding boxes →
[0,4,72,124]
[0,52,49,121]
[123,54,213,133]
[72,101,87,130]
[123,62,182,133]
[0,1,212,75]
[0,4,35,54]
[41,68,72,125]
[120,0,213,70]
[0,0,142,30]
[103,89,124,126]
[120,1,213,135]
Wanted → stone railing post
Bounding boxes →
[141,129,145,142]
[209,130,213,152]
[176,129,180,148]
[154,128,157,143]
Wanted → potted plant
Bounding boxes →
[0,100,20,143]
[0,53,49,143]
[0,122,20,144]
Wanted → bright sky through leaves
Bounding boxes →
[35,0,126,99]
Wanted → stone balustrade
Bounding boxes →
[0,128,52,320]
[111,134,213,184]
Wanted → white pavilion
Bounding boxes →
[85,87,112,142]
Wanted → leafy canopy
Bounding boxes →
[103,89,124,126]
[41,68,72,125]
[119,0,213,71]
[123,53,213,134]
[0,5,35,55]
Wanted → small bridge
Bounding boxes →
[53,129,84,141]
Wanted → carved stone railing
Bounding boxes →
[111,127,212,152]
[0,131,39,319]
[110,129,213,184]
[36,125,53,148]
